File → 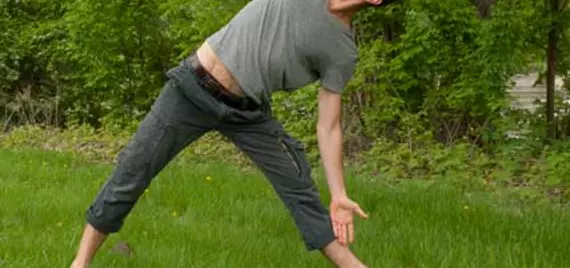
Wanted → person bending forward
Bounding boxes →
[70,0,397,267]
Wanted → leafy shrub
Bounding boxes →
[3,0,570,207]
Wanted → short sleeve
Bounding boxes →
[319,60,356,94]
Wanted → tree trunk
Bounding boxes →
[471,0,496,18]
[546,0,560,140]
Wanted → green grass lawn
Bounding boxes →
[1,148,570,268]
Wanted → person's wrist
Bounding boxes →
[330,190,348,201]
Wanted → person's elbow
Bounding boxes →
[317,115,341,137]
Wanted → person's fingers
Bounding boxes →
[336,223,342,245]
[354,205,369,219]
[334,222,342,241]
[332,221,338,239]
[340,224,347,246]
[348,223,354,244]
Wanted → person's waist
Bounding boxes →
[186,54,246,98]
[184,53,261,111]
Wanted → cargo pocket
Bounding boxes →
[276,132,311,181]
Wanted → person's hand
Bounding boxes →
[330,196,369,246]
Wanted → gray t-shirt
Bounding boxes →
[206,0,358,105]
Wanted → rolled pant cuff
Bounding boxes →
[306,229,337,251]
[85,210,122,234]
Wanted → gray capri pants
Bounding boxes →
[85,58,336,251]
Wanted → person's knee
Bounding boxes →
[116,112,169,174]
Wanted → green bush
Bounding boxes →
[4,0,570,207]
[0,0,539,141]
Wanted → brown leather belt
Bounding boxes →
[188,54,258,111]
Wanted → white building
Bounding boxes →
[507,72,566,112]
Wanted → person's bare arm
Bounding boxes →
[317,87,368,246]
[317,88,347,198]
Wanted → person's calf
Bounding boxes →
[70,224,108,268]
[321,240,368,268]
[70,261,88,268]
